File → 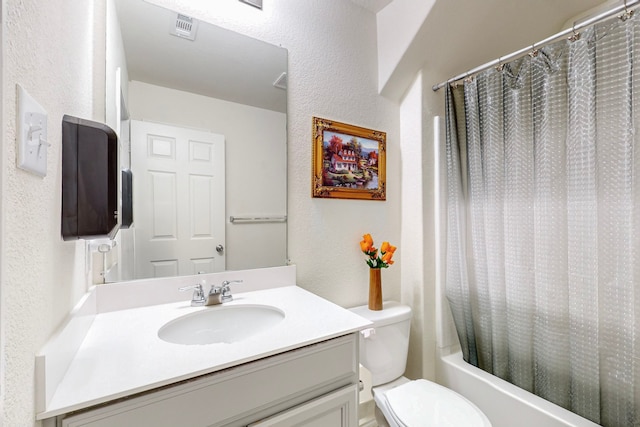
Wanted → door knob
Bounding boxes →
[216,244,224,254]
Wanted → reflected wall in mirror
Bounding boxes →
[104,0,287,283]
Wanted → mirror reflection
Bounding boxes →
[105,0,287,282]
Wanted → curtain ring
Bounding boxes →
[569,23,581,42]
[620,0,634,21]
[495,57,504,72]
[464,71,473,84]
[529,43,539,57]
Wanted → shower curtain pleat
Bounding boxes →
[530,43,570,408]
[478,71,509,379]
[445,12,640,427]
[445,85,477,366]
[463,78,494,372]
[594,19,635,426]
[502,58,536,392]
[633,16,640,427]
[566,26,601,423]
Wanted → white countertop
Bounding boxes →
[38,285,371,419]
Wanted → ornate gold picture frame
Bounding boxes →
[312,117,386,200]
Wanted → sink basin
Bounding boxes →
[158,304,285,345]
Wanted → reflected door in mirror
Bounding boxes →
[131,120,226,279]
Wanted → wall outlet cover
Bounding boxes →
[17,84,48,177]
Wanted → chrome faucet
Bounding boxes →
[179,279,243,306]
[179,282,223,306]
[220,280,243,303]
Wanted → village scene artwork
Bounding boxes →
[321,130,380,189]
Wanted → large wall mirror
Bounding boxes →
[105,0,288,283]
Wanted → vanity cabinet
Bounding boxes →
[54,334,358,427]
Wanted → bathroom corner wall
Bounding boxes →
[399,72,427,380]
[376,0,436,99]
[420,72,451,374]
[420,71,441,381]
[147,0,402,308]
[397,70,444,382]
[0,3,5,424]
[1,1,106,425]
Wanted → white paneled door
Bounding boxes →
[131,120,225,279]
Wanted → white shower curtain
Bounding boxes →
[445,13,639,427]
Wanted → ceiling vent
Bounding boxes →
[273,72,287,90]
[170,13,198,41]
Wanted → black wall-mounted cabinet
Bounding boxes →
[61,115,118,240]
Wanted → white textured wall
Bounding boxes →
[128,81,287,271]
[0,1,414,424]
[148,0,402,307]
[1,1,105,425]
[399,73,428,380]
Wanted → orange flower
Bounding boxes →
[381,241,397,254]
[360,234,374,253]
[360,234,396,268]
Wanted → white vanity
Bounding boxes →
[36,266,371,426]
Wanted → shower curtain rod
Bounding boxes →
[432,0,640,91]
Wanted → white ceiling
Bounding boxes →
[377,0,609,98]
[115,0,287,113]
[118,0,611,108]
[426,0,608,80]
[349,0,393,13]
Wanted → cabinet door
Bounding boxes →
[249,384,358,427]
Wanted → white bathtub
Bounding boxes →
[437,351,601,427]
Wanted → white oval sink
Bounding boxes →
[158,304,285,345]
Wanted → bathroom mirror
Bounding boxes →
[105,0,287,282]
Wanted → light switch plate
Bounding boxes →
[17,84,48,176]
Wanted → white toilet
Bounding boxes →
[350,301,492,427]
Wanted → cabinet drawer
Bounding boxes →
[59,334,358,427]
[249,384,358,427]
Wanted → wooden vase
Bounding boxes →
[368,268,383,311]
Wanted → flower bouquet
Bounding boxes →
[360,234,396,310]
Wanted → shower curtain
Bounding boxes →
[445,13,639,427]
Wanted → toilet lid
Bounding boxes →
[381,379,492,427]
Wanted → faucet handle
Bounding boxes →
[179,283,204,293]
[179,283,205,306]
[220,279,243,302]
[221,279,243,288]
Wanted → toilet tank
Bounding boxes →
[349,301,412,386]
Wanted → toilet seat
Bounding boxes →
[374,379,492,427]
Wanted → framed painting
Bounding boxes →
[312,117,386,200]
